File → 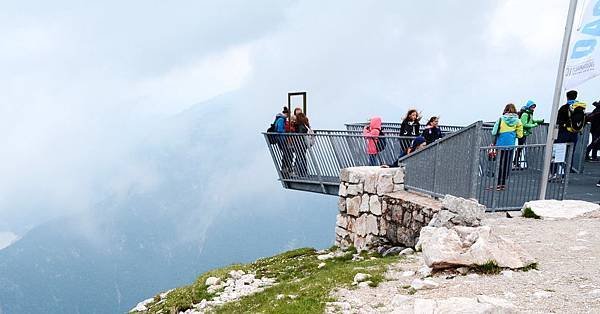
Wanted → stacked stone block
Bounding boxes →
[335,166,441,251]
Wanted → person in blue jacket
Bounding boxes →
[491,104,523,190]
[274,107,293,177]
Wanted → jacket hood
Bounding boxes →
[276,113,286,119]
[501,113,520,126]
[369,116,382,130]
[522,100,536,111]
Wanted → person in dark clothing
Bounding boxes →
[292,112,311,177]
[585,101,600,161]
[556,90,581,145]
[384,136,427,168]
[422,116,443,144]
[400,109,421,136]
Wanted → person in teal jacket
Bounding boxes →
[514,100,544,169]
[491,104,523,190]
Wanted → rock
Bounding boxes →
[533,291,552,298]
[501,270,513,278]
[229,270,245,280]
[353,273,371,283]
[338,184,348,197]
[346,183,364,196]
[428,210,458,228]
[393,170,405,184]
[205,277,221,286]
[355,214,378,236]
[418,265,433,277]
[442,195,486,224]
[411,278,439,290]
[456,267,469,275]
[377,173,394,195]
[383,246,405,256]
[413,299,436,313]
[346,196,361,217]
[276,294,285,300]
[522,200,600,219]
[130,297,154,312]
[360,194,370,212]
[338,197,346,212]
[317,253,334,260]
[589,289,600,297]
[329,301,351,311]
[358,281,372,288]
[336,214,348,229]
[399,248,415,256]
[369,195,382,215]
[364,172,377,194]
[391,295,411,307]
[419,225,536,270]
[476,295,516,311]
[401,270,415,277]
[414,296,515,313]
[318,262,326,269]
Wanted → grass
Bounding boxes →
[470,260,502,275]
[133,247,401,314]
[522,207,541,219]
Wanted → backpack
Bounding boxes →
[266,117,282,144]
[375,129,386,152]
[567,106,586,132]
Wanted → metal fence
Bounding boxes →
[263,130,415,193]
[263,122,573,210]
[396,122,573,210]
[345,122,464,134]
[397,122,483,199]
[477,144,572,210]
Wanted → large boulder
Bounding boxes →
[418,225,535,270]
[522,200,600,219]
[429,195,486,228]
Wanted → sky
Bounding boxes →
[1,0,598,242]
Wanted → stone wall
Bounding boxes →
[335,167,441,252]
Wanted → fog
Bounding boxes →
[1,0,597,237]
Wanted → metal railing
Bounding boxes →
[263,122,573,210]
[263,130,415,193]
[396,122,483,199]
[345,122,464,134]
[477,143,572,210]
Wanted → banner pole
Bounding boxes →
[539,0,579,200]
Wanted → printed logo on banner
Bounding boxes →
[564,0,600,89]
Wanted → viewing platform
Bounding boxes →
[263,122,597,210]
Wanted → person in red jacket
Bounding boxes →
[363,116,382,166]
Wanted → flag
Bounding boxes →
[564,0,600,89]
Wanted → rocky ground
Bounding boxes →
[327,212,600,313]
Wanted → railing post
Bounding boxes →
[469,121,483,199]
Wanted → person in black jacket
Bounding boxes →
[585,101,600,161]
[422,116,443,144]
[400,109,421,136]
[556,90,580,144]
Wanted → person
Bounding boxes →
[292,112,311,177]
[363,117,382,166]
[491,103,523,190]
[422,116,443,144]
[384,136,427,168]
[514,100,544,169]
[274,107,293,177]
[585,101,600,161]
[400,109,421,136]
[556,90,587,156]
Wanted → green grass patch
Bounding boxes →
[522,207,541,219]
[470,260,502,275]
[521,262,538,272]
[135,247,401,314]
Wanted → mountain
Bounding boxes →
[0,94,336,313]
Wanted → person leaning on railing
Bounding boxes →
[400,109,421,136]
[422,116,443,144]
[363,116,382,166]
[383,136,427,168]
[491,104,523,191]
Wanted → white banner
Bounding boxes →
[564,0,600,89]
